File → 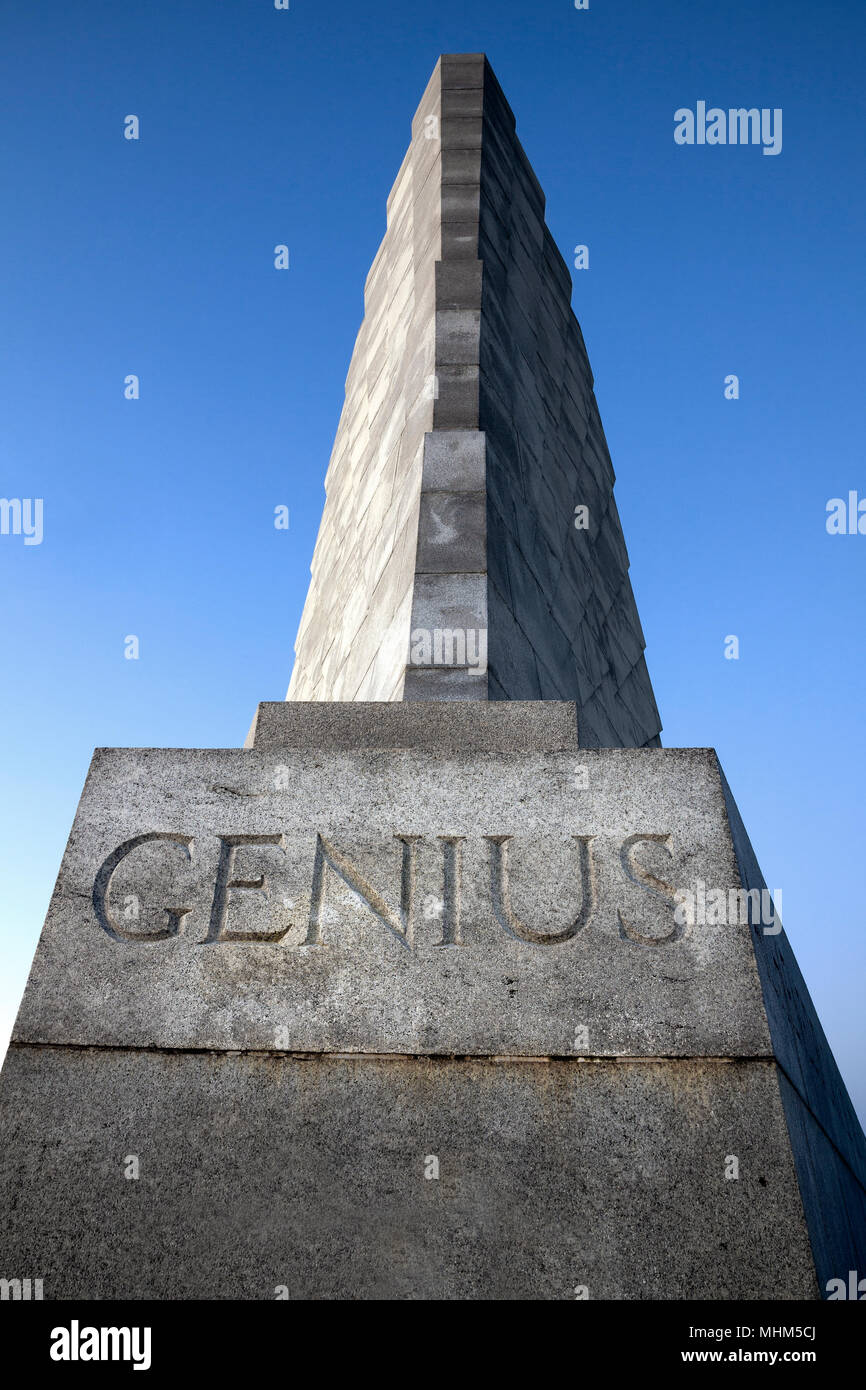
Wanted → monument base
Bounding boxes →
[0,1048,815,1300]
[1,703,863,1299]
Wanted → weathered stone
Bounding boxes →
[8,738,773,1060]
[245,699,578,752]
[0,1047,817,1300]
[416,492,486,573]
[420,430,485,491]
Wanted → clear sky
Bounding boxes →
[1,0,864,1122]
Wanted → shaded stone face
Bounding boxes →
[287,56,662,748]
[0,1047,817,1301]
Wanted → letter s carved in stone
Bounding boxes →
[617,833,683,946]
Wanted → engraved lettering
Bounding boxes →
[93,829,686,955]
[484,835,596,944]
[617,833,683,945]
[434,836,465,947]
[305,834,419,949]
[204,833,288,943]
[92,832,194,942]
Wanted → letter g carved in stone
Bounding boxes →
[92,832,195,941]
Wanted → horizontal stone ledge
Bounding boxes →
[247,699,579,751]
[7,1040,780,1065]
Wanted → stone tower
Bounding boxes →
[1,55,864,1302]
[287,54,661,748]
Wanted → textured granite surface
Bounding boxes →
[10,742,768,1058]
[246,699,579,751]
[0,1048,816,1300]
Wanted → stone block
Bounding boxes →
[0,1047,817,1300]
[247,700,578,753]
[410,571,486,636]
[402,667,488,700]
[7,741,776,1061]
[420,430,486,492]
[416,492,486,573]
[4,704,857,1297]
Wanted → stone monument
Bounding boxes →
[1,55,864,1301]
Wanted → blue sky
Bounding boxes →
[1,0,864,1122]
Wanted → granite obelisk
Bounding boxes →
[287,55,661,747]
